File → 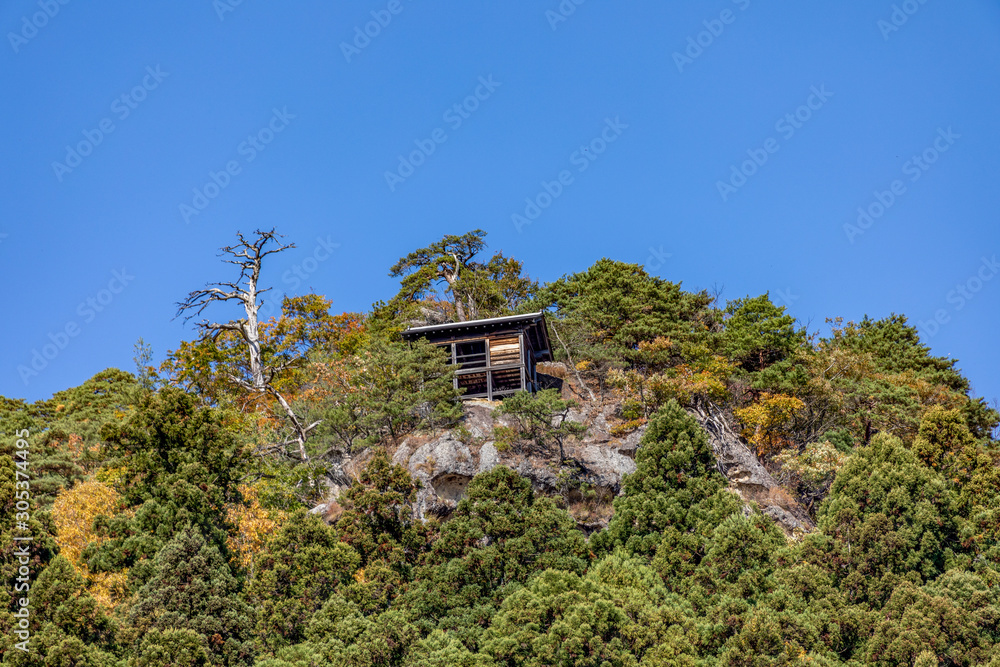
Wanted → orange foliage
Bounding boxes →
[162,297,366,418]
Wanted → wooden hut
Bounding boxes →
[401,312,553,400]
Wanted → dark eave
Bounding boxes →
[401,312,553,362]
[401,312,545,337]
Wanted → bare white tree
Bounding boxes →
[175,228,318,460]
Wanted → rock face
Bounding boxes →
[384,394,813,536]
[349,367,814,537]
[689,401,814,536]
[392,401,637,522]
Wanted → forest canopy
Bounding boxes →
[1,228,998,666]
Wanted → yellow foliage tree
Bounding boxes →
[226,483,287,576]
[607,355,733,425]
[735,392,805,457]
[657,356,733,405]
[52,479,130,610]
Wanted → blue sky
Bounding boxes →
[2,0,998,409]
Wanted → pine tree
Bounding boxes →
[492,389,587,465]
[863,570,997,667]
[0,554,117,666]
[534,259,714,368]
[817,432,959,605]
[0,369,139,509]
[248,511,360,652]
[332,449,432,614]
[593,400,741,561]
[122,526,255,666]
[85,388,248,587]
[304,338,461,453]
[722,293,804,372]
[400,467,589,650]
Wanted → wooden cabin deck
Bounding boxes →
[401,312,553,400]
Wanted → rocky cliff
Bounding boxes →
[388,399,639,529]
[688,401,814,534]
[326,364,815,537]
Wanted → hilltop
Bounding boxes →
[1,228,998,666]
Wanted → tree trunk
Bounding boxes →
[444,269,468,322]
[548,321,596,402]
[176,229,317,463]
[242,274,266,391]
[270,387,310,461]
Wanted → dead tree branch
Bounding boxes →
[175,228,315,461]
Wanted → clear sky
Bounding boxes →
[2,1,998,409]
